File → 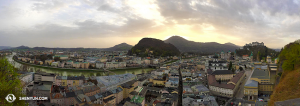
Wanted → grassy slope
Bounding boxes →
[268,69,300,106]
[268,42,300,105]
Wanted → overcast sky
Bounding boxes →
[0,0,299,48]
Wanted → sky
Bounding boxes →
[0,0,300,48]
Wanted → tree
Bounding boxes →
[142,69,145,74]
[54,57,60,62]
[0,57,28,105]
[228,62,233,70]
[239,67,244,71]
[257,51,260,61]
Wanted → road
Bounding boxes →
[235,68,254,99]
[178,65,183,106]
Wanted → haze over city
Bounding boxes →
[1,0,300,48]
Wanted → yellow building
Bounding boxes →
[153,79,165,86]
[120,80,138,99]
[211,70,234,81]
[250,68,274,95]
[244,80,258,101]
[102,91,116,106]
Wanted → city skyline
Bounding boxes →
[1,0,300,48]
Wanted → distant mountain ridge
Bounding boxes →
[0,46,12,50]
[103,43,133,51]
[128,38,180,57]
[3,43,132,51]
[164,36,240,53]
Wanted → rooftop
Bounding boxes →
[251,68,270,79]
[244,80,258,87]
[211,70,233,75]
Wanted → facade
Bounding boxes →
[205,56,227,71]
[120,80,138,99]
[267,56,272,63]
[80,62,89,69]
[250,68,274,95]
[244,42,264,47]
[244,80,258,100]
[220,51,231,60]
[96,62,105,69]
[34,73,55,82]
[111,87,123,104]
[211,70,234,81]
[73,62,81,69]
[208,71,245,98]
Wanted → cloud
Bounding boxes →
[0,0,300,48]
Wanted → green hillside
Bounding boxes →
[269,41,300,105]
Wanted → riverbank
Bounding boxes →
[13,57,154,72]
[13,57,107,72]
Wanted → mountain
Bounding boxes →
[3,43,132,51]
[0,46,12,50]
[15,46,30,49]
[224,42,240,47]
[128,38,180,57]
[164,36,240,53]
[269,41,300,106]
[103,43,133,51]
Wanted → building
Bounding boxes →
[220,50,231,60]
[45,59,53,65]
[80,62,89,69]
[119,80,138,99]
[210,70,234,81]
[250,68,274,95]
[53,55,69,60]
[34,73,56,82]
[244,80,258,101]
[73,62,81,69]
[65,76,85,86]
[205,56,227,71]
[191,84,210,96]
[96,61,105,69]
[102,91,116,106]
[208,71,245,98]
[111,87,123,104]
[267,56,272,63]
[244,42,264,47]
[32,81,52,100]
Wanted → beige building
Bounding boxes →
[244,80,258,100]
[250,68,274,95]
[208,71,245,98]
[211,70,234,81]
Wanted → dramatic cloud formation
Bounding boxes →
[0,0,299,48]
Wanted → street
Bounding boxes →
[235,68,254,99]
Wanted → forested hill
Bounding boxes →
[236,45,279,61]
[103,43,132,51]
[164,36,240,53]
[269,40,300,105]
[128,38,180,57]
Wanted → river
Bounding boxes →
[6,53,153,76]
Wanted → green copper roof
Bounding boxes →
[130,95,144,104]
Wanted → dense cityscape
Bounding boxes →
[1,0,300,106]
[1,39,300,106]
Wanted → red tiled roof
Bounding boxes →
[153,100,161,104]
[208,75,235,89]
[228,71,245,84]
